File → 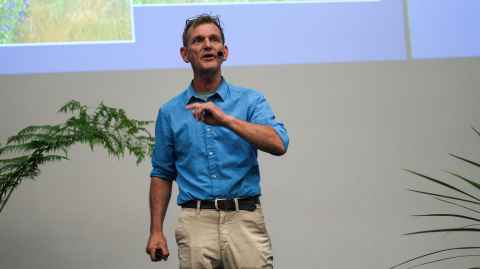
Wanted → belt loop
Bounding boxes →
[196,200,201,215]
[234,198,239,212]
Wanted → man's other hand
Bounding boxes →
[186,101,233,126]
[146,232,170,262]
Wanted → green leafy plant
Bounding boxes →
[392,127,480,268]
[0,0,29,44]
[0,100,154,214]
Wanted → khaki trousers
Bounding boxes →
[174,206,274,269]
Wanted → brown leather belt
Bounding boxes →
[180,196,260,211]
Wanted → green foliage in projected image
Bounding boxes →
[133,0,293,5]
[0,0,133,45]
[0,100,154,215]
[0,0,28,44]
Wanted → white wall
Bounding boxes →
[1,58,480,268]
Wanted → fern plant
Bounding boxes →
[0,100,154,214]
[392,127,480,268]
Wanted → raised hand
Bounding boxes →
[186,101,232,126]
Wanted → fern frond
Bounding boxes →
[0,162,27,173]
[15,124,57,137]
[7,133,51,145]
[0,143,36,155]
[36,154,68,165]
[0,155,30,164]
[1,99,154,215]
[58,100,85,114]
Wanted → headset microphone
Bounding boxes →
[217,50,224,58]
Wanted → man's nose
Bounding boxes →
[203,38,212,48]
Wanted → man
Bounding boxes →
[146,14,289,269]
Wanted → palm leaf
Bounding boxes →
[391,247,480,269]
[445,171,480,191]
[434,197,480,214]
[405,255,480,269]
[397,127,480,268]
[408,189,480,205]
[405,169,480,202]
[472,126,480,137]
[412,213,480,222]
[450,153,480,169]
[405,228,480,236]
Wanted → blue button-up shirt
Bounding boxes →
[150,79,289,205]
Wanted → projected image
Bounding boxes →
[407,0,480,59]
[133,0,341,4]
[2,0,407,74]
[0,0,133,45]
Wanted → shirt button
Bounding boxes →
[212,175,217,178]
[207,128,211,131]
[209,152,213,155]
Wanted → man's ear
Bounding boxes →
[222,45,229,61]
[180,47,189,63]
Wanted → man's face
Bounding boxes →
[180,23,228,75]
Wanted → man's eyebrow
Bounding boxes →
[191,35,204,41]
[192,34,220,38]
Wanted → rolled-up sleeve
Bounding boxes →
[150,108,177,181]
[249,93,289,152]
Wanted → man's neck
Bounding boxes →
[192,72,222,93]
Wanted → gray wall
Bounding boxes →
[1,58,480,268]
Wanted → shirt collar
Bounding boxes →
[184,78,230,105]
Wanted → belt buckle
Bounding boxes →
[214,198,227,210]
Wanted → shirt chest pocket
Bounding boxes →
[173,121,202,158]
